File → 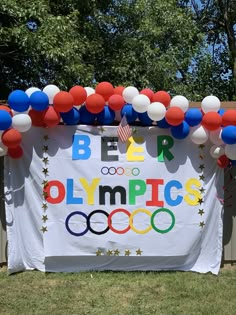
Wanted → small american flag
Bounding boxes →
[117,114,132,142]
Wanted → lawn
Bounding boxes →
[0,265,236,315]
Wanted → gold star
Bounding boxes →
[42,191,48,199]
[43,145,48,152]
[96,250,103,256]
[42,168,48,175]
[125,250,131,256]
[199,187,206,194]
[42,215,48,223]
[199,174,205,181]
[114,249,120,256]
[42,157,49,165]
[41,226,48,233]
[199,221,205,228]
[42,180,48,187]
[98,126,106,133]
[107,250,113,256]
[43,135,49,141]
[42,203,48,210]
[199,144,205,149]
[199,164,205,171]
[198,198,204,205]
[136,248,142,256]
[198,209,204,216]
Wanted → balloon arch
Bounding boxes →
[0,81,235,167]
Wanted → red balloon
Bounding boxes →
[85,93,105,114]
[152,91,171,107]
[217,154,229,168]
[201,112,222,130]
[114,86,125,96]
[43,106,60,127]
[108,94,125,111]
[2,128,22,148]
[28,109,47,127]
[0,105,13,116]
[69,86,87,106]
[53,91,74,113]
[95,82,114,101]
[8,145,23,159]
[165,107,184,126]
[140,88,154,101]
[222,110,236,126]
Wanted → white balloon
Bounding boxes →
[43,84,60,104]
[225,144,236,160]
[122,86,139,104]
[210,145,225,159]
[170,95,189,113]
[132,94,150,113]
[209,128,224,145]
[12,109,28,115]
[84,87,95,97]
[0,143,7,156]
[12,114,32,132]
[25,87,41,97]
[147,102,166,121]
[201,95,221,113]
[190,125,209,144]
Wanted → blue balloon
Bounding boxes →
[8,90,30,112]
[30,91,49,111]
[97,106,115,125]
[61,107,80,125]
[185,108,202,126]
[138,112,153,126]
[171,121,190,139]
[121,104,138,123]
[221,126,236,144]
[79,106,96,124]
[157,117,171,129]
[218,109,225,116]
[0,110,12,130]
[230,160,236,166]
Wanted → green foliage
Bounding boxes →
[0,0,235,100]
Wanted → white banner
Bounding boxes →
[5,126,224,274]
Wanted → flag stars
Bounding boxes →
[43,145,49,152]
[96,250,103,256]
[43,135,49,141]
[107,250,113,256]
[42,203,48,210]
[199,187,206,194]
[42,157,49,165]
[114,249,120,256]
[125,250,131,256]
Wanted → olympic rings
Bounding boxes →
[65,208,175,236]
[101,166,140,176]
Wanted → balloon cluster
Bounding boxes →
[0,81,234,167]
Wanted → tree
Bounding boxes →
[179,0,236,100]
[0,0,206,100]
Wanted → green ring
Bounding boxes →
[132,167,140,176]
[151,208,175,234]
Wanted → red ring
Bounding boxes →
[108,208,131,234]
[116,167,124,175]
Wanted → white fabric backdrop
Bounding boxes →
[4,126,224,274]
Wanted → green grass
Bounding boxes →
[0,266,236,315]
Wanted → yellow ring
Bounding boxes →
[124,167,132,176]
[129,208,152,234]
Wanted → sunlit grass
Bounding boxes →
[0,266,236,315]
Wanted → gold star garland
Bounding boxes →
[41,134,50,233]
[95,249,142,256]
[197,144,206,229]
